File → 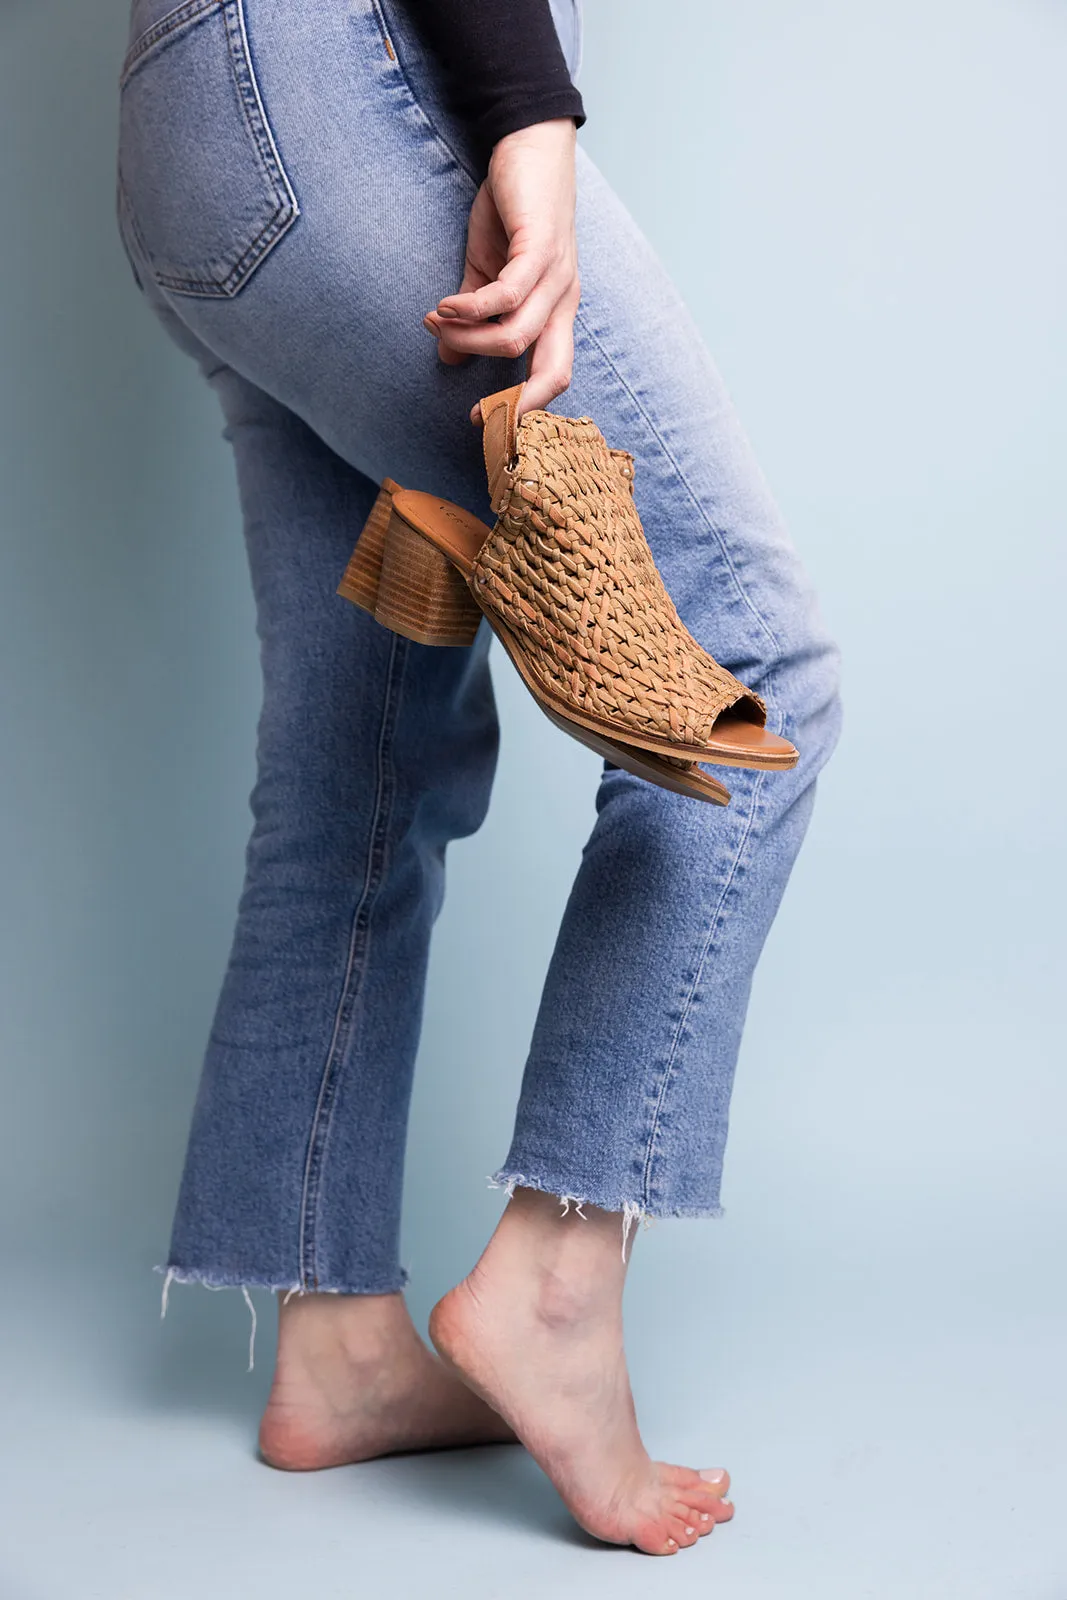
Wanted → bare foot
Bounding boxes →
[429,1188,734,1555]
[259,1290,514,1469]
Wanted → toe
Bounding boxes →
[664,1513,699,1550]
[634,1512,694,1556]
[684,1494,733,1528]
[698,1466,730,1498]
[668,1510,700,1548]
[665,1463,731,1505]
[668,1465,733,1533]
[669,1506,703,1543]
[686,1504,716,1536]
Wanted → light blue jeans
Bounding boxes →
[117,0,841,1294]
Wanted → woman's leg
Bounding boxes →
[431,1190,736,1553]
[157,349,509,1458]
[161,358,499,1293]
[428,155,841,1553]
[489,152,843,1220]
[115,0,529,1462]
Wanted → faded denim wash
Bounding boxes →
[116,0,841,1294]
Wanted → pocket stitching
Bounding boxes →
[212,0,299,294]
[120,0,299,298]
[120,0,221,87]
[368,0,482,193]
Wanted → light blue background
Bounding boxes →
[1,1,1064,1595]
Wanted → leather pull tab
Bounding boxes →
[478,383,524,511]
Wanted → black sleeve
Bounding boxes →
[397,0,586,153]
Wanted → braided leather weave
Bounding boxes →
[471,411,765,750]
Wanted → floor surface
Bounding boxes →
[3,1217,1063,1600]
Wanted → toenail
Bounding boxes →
[685,1526,695,1536]
[666,1538,676,1548]
[700,1468,726,1483]
[700,1513,709,1522]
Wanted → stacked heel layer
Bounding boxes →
[337,481,394,611]
[337,487,483,648]
[375,510,482,646]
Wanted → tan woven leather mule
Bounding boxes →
[338,384,797,804]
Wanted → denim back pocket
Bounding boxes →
[118,0,298,298]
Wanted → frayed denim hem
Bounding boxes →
[487,1170,725,1262]
[154,1263,410,1371]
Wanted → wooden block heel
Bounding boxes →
[338,482,482,647]
[337,478,401,612]
[375,509,483,646]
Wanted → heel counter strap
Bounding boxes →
[478,383,524,512]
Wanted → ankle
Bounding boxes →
[531,1261,624,1333]
[468,1188,629,1322]
[276,1290,415,1368]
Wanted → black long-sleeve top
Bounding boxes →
[399,0,586,151]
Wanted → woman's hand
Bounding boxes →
[423,118,580,420]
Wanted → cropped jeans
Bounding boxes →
[116,0,841,1295]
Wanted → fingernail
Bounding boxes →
[422,317,439,338]
[436,305,459,318]
[700,1469,726,1484]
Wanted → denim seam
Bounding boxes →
[639,768,767,1210]
[155,1265,408,1296]
[297,632,410,1291]
[119,0,220,84]
[121,0,299,299]
[367,0,483,193]
[573,309,787,731]
[116,174,154,281]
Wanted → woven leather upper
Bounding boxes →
[470,410,765,751]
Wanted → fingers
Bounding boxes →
[513,283,578,414]
[459,286,577,422]
[428,274,577,417]
[432,266,490,368]
[423,123,580,408]
[425,270,563,361]
[432,182,507,367]
[426,206,576,367]
[435,236,550,325]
